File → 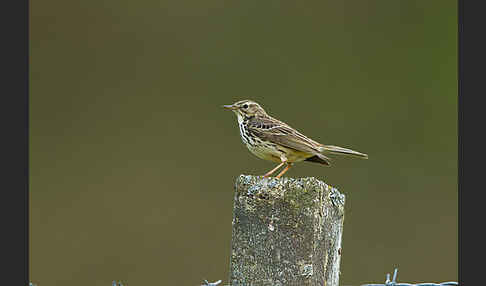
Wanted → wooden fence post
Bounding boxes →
[229,175,346,286]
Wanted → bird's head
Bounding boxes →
[223,100,267,121]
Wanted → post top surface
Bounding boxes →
[235,174,345,209]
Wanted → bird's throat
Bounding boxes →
[236,113,245,124]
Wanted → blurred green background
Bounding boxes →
[30,0,457,285]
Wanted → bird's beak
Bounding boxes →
[222,104,237,110]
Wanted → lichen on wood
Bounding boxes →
[229,175,345,286]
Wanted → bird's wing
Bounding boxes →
[247,116,323,154]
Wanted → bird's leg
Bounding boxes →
[275,163,293,179]
[263,162,285,178]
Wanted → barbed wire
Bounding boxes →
[360,268,458,286]
[30,267,459,286]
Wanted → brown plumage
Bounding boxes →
[223,100,368,178]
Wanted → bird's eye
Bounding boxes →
[242,104,249,109]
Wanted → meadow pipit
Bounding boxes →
[223,100,368,179]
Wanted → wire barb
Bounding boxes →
[201,279,222,286]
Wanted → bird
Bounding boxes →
[223,100,368,179]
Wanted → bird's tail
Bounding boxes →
[319,145,368,159]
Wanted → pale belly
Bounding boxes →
[247,142,282,163]
[246,141,312,163]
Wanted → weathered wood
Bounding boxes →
[229,175,346,286]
